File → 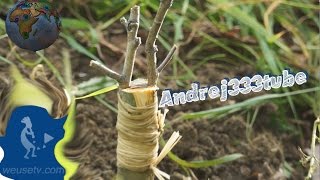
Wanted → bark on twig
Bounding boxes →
[90,2,174,87]
[146,0,174,86]
[121,6,142,88]
[157,45,177,73]
[90,60,123,82]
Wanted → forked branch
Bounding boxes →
[146,0,174,86]
[90,6,141,88]
[91,1,175,88]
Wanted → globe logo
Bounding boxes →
[5,0,61,51]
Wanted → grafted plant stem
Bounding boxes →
[146,0,174,86]
[90,1,176,180]
[90,60,123,82]
[121,6,141,88]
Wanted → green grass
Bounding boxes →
[181,87,320,120]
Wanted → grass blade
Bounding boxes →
[36,51,66,86]
[168,152,243,168]
[76,76,117,96]
[76,84,118,100]
[161,137,243,168]
[61,18,91,30]
[0,55,13,65]
[181,87,320,120]
[60,33,101,63]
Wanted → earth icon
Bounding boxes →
[5,0,61,52]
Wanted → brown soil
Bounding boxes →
[72,96,308,180]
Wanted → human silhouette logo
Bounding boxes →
[0,106,66,180]
[20,116,37,159]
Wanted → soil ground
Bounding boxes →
[74,98,308,180]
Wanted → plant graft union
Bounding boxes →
[90,1,181,180]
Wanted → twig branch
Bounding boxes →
[90,2,174,88]
[121,6,142,88]
[157,45,177,73]
[90,60,123,82]
[146,0,174,86]
[306,117,320,179]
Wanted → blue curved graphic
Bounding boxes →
[0,106,66,180]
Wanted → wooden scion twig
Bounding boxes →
[121,6,141,88]
[89,60,123,83]
[146,0,174,86]
[88,2,178,179]
[91,1,176,88]
[157,45,177,73]
[90,6,142,88]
